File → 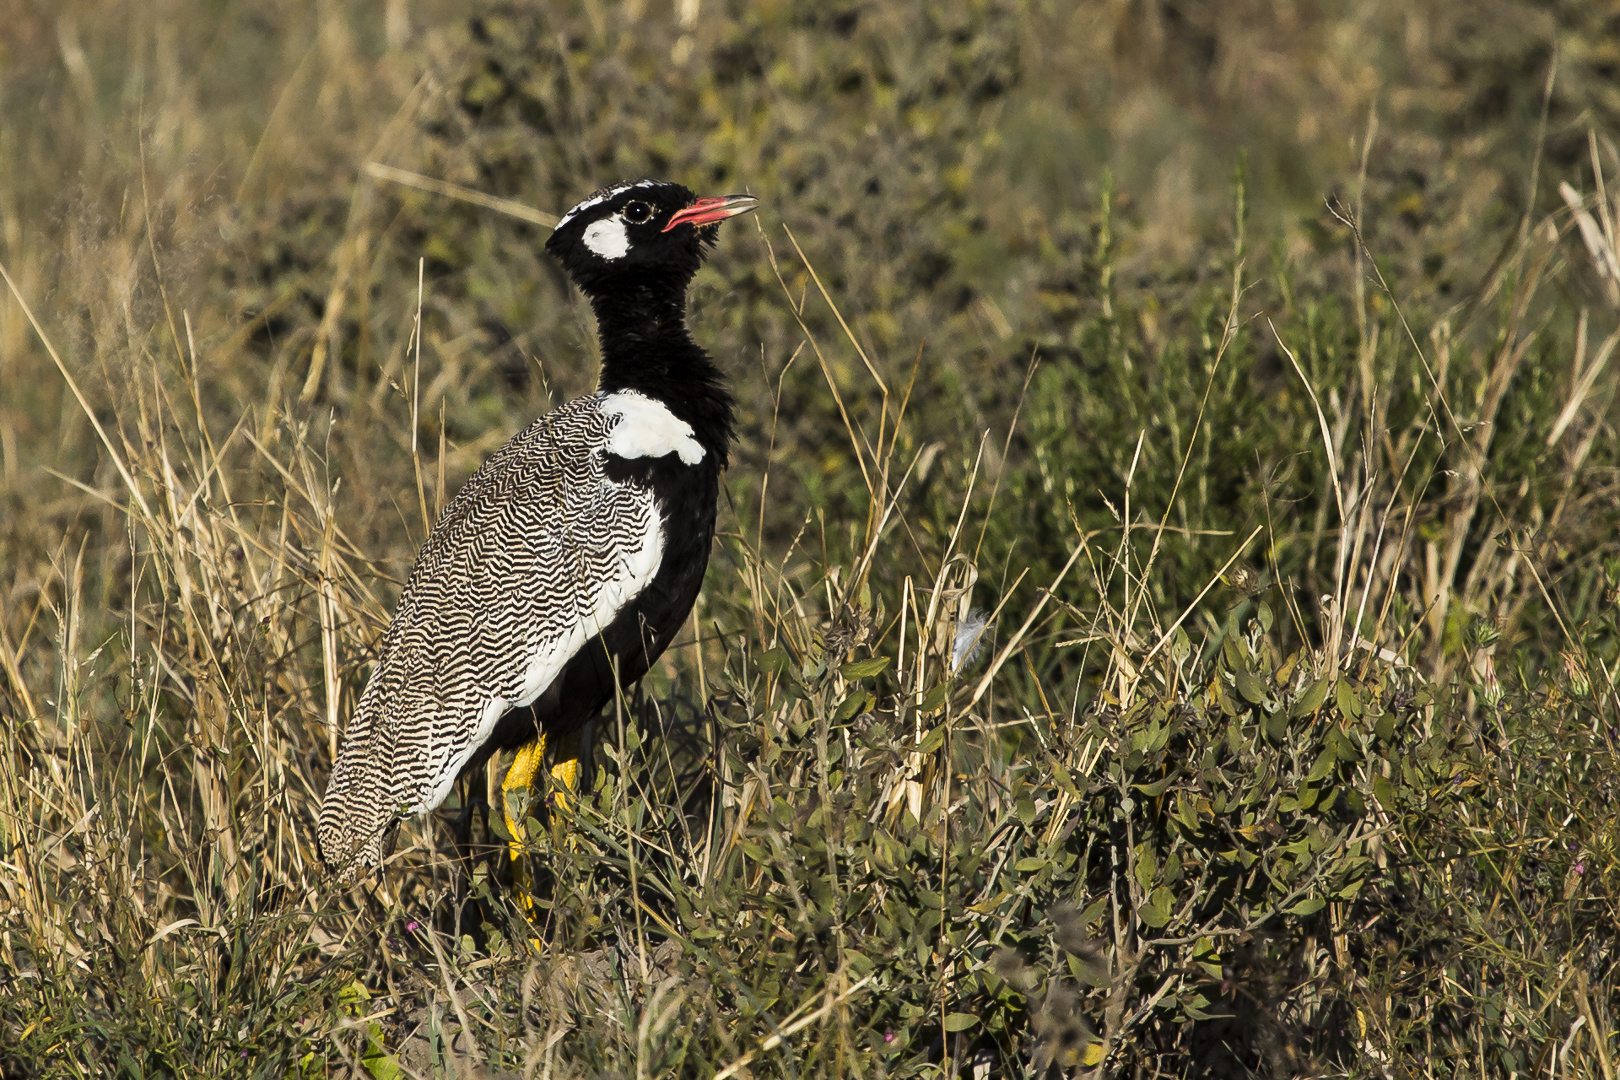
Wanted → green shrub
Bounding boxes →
[3,1,1620,1076]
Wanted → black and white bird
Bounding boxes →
[317,180,757,879]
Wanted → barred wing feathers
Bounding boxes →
[317,394,662,876]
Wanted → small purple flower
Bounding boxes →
[405,919,420,932]
[884,1031,895,1044]
[1575,862,1587,876]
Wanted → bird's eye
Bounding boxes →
[621,200,654,225]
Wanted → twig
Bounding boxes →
[968,532,1089,708]
[1141,525,1265,664]
[364,162,559,228]
[711,974,875,1080]
[0,258,156,524]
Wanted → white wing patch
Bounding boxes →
[512,508,662,709]
[415,508,665,813]
[583,218,630,260]
[601,390,705,465]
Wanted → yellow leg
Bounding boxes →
[502,735,583,845]
[501,732,584,928]
[502,735,548,858]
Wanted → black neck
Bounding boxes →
[588,273,734,468]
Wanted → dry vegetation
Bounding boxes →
[3,1,1620,1076]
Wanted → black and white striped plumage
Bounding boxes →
[317,180,757,878]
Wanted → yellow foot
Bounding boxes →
[548,753,580,814]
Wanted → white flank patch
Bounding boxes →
[415,509,665,813]
[510,508,664,710]
[601,390,705,465]
[583,218,630,260]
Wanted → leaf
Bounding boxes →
[1074,952,1109,985]
[1264,710,1290,742]
[1053,762,1081,797]
[1290,676,1332,718]
[1331,728,1363,763]
[364,1048,402,1080]
[1373,774,1396,811]
[942,1012,979,1032]
[1234,667,1268,705]
[1013,856,1048,872]
[842,656,892,679]
[1137,901,1169,927]
[1078,895,1109,927]
[1289,896,1326,916]
[920,682,951,713]
[1133,775,1175,797]
[1335,678,1364,719]
[1174,793,1198,830]
[1305,750,1336,783]
[1180,998,1220,1021]
[917,725,947,755]
[1149,720,1173,752]
[1374,712,1396,743]
[1016,793,1038,826]
[1134,841,1158,891]
[834,691,873,722]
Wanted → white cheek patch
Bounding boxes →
[583,218,630,260]
[601,390,705,465]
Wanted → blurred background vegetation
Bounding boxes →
[2,0,1620,1076]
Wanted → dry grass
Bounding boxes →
[3,2,1620,1077]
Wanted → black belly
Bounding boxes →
[477,453,719,768]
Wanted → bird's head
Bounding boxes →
[544,180,757,294]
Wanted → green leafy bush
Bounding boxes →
[3,1,1620,1077]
